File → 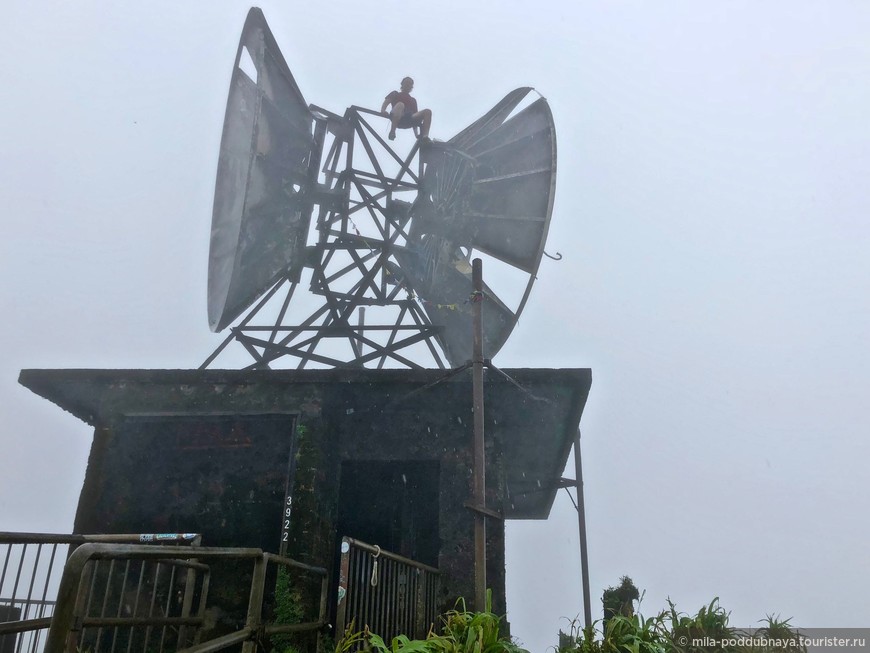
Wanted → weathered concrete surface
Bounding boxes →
[19,367,591,618]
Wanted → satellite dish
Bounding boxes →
[394,90,556,364]
[208,8,316,332]
[203,9,557,370]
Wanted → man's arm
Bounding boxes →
[380,92,394,116]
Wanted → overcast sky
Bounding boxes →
[2,2,869,651]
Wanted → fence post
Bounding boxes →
[316,572,329,653]
[241,555,268,653]
[43,544,97,653]
[335,538,351,639]
[414,569,426,639]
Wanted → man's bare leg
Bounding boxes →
[412,108,432,139]
[389,102,405,140]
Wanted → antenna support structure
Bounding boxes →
[203,9,556,370]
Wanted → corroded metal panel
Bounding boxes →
[208,8,315,332]
[464,97,556,274]
[393,242,515,363]
[397,89,557,366]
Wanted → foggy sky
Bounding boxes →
[2,2,869,652]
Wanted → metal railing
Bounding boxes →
[1,534,328,653]
[0,533,200,653]
[48,544,328,653]
[335,537,439,642]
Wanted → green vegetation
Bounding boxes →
[332,581,804,653]
[602,577,640,628]
[335,590,523,653]
[558,579,806,653]
[270,566,304,653]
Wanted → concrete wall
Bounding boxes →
[69,375,506,618]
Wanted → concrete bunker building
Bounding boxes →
[20,366,590,633]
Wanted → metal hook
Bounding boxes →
[370,545,381,587]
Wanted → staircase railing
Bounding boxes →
[0,532,200,653]
[1,534,328,653]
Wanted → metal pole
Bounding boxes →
[358,307,366,359]
[471,258,486,611]
[574,430,592,629]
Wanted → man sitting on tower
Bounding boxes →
[381,76,432,141]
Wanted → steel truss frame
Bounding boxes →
[202,106,449,370]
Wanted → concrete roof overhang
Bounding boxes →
[19,367,591,520]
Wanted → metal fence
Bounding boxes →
[335,537,439,642]
[0,532,200,653]
[1,534,328,653]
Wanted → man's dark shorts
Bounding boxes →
[397,112,422,129]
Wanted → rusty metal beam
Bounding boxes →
[471,258,486,611]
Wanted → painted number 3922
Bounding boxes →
[281,496,292,542]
